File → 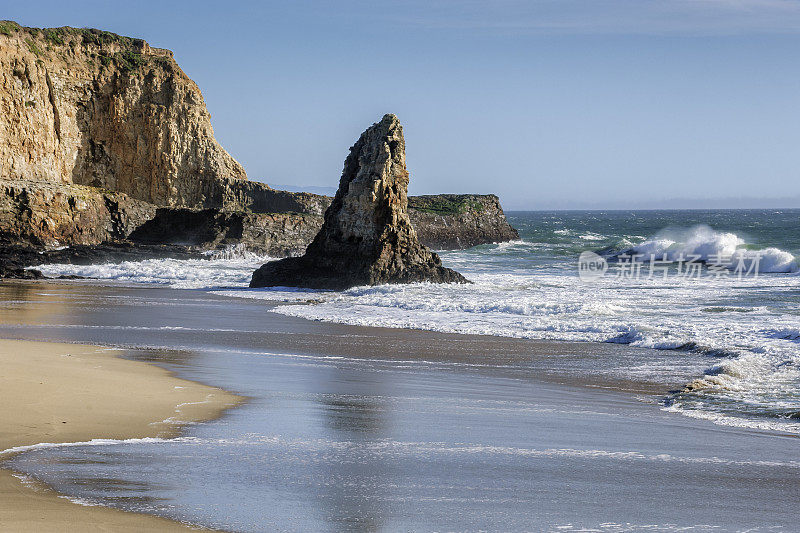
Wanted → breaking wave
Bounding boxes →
[37,251,274,289]
[613,225,798,273]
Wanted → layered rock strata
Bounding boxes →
[128,208,321,257]
[0,178,155,246]
[408,194,519,249]
[0,23,249,207]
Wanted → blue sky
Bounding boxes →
[6,1,800,209]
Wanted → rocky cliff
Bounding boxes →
[0,22,253,208]
[128,208,321,257]
[408,194,519,249]
[121,195,519,258]
[0,178,155,246]
[257,192,520,250]
[0,22,517,272]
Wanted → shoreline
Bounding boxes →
[3,277,796,435]
[2,280,799,529]
[0,338,243,531]
[0,280,677,530]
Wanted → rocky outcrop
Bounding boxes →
[119,195,518,256]
[0,178,155,246]
[0,22,347,216]
[0,258,43,279]
[129,208,321,257]
[0,22,248,208]
[237,212,322,257]
[408,194,519,249]
[250,115,468,289]
[212,179,330,216]
[244,191,520,250]
[0,22,518,272]
[0,241,203,278]
[0,177,517,256]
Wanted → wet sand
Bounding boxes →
[1,280,799,530]
[0,338,241,531]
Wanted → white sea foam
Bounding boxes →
[18,434,796,469]
[58,495,103,507]
[248,270,800,432]
[211,287,329,302]
[551,523,729,532]
[0,437,175,457]
[11,472,41,490]
[662,403,800,434]
[629,225,798,273]
[37,255,274,289]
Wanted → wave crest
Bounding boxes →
[614,225,798,273]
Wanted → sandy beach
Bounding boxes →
[0,338,242,531]
[1,280,799,531]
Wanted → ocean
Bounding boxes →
[3,209,800,530]
[31,209,800,434]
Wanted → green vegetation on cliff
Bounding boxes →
[2,22,150,73]
[408,195,486,215]
[24,38,42,56]
[43,28,65,45]
[0,21,21,36]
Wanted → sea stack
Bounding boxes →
[249,114,468,290]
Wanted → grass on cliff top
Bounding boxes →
[0,21,21,36]
[1,21,135,47]
[21,24,140,48]
[408,195,486,216]
[2,22,151,73]
[0,20,163,73]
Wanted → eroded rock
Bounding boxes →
[250,114,468,289]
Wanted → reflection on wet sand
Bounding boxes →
[0,281,70,326]
[315,367,390,532]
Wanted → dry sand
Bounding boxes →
[0,338,242,532]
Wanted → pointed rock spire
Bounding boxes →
[250,114,468,290]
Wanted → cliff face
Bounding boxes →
[212,179,329,216]
[0,178,155,246]
[408,194,519,249]
[244,192,520,250]
[128,208,321,257]
[0,22,518,263]
[0,22,248,207]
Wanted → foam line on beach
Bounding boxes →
[25,434,795,470]
[0,437,180,458]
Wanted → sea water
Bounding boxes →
[34,209,800,434]
[8,209,800,531]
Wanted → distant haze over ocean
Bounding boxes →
[515,196,800,211]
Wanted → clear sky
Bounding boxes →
[6,1,800,209]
